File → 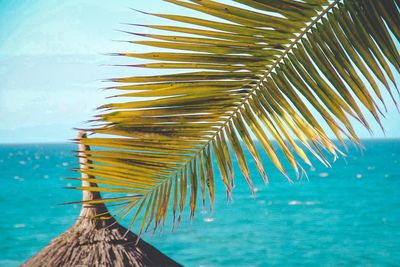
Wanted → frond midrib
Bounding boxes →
[138,0,341,199]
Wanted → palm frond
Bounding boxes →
[75,0,399,235]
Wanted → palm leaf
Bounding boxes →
[75,0,400,235]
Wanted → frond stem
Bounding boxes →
[210,0,342,141]
[123,0,342,223]
[160,0,341,189]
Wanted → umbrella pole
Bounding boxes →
[77,132,107,217]
[76,131,111,227]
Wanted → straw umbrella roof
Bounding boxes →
[22,133,182,267]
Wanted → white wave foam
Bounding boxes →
[304,201,319,206]
[318,172,329,178]
[289,200,319,206]
[203,217,214,223]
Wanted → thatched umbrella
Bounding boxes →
[22,132,182,267]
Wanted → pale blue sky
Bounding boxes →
[0,0,399,143]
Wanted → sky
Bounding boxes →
[0,0,399,143]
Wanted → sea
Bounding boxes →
[0,140,399,266]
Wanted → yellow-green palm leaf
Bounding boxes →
[75,0,400,235]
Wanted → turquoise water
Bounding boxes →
[0,140,399,266]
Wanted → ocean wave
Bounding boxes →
[318,172,329,178]
[288,200,319,206]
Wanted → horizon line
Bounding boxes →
[1,137,400,146]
